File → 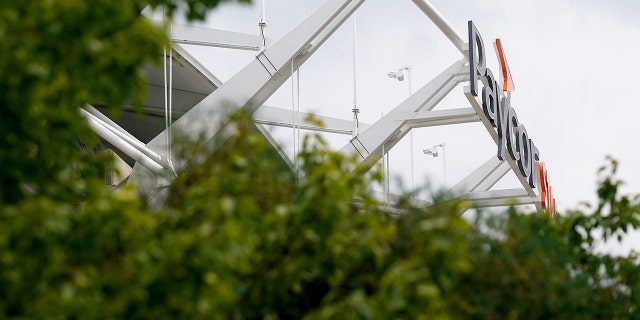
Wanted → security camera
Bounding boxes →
[387,71,405,81]
[423,148,438,157]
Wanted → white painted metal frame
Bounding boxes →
[85,0,544,211]
[339,60,468,169]
[167,22,274,51]
[130,0,366,202]
[80,106,175,180]
[254,105,370,135]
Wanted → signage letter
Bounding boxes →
[506,107,520,162]
[482,69,499,126]
[468,21,486,96]
[496,94,509,160]
[516,125,531,179]
[528,141,540,188]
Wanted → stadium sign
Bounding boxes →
[468,21,556,215]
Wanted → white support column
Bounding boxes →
[168,23,273,51]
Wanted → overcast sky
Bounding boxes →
[178,0,640,249]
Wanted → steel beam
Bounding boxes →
[253,123,295,171]
[403,107,479,128]
[85,105,140,142]
[172,44,223,88]
[169,22,274,51]
[254,105,370,135]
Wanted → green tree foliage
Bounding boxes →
[2,1,640,319]
[0,0,248,204]
[456,157,640,319]
[3,111,640,318]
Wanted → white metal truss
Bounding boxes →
[86,0,545,211]
[129,0,366,204]
[451,156,537,209]
[339,59,468,169]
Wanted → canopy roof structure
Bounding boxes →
[85,0,553,214]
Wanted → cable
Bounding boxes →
[351,13,359,137]
[163,4,176,175]
[163,46,168,139]
[168,22,173,166]
[291,59,297,174]
[163,5,169,159]
[258,0,267,52]
[296,63,301,181]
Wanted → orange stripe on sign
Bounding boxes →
[538,161,556,216]
[495,38,515,92]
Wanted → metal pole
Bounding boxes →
[352,13,359,137]
[80,109,164,165]
[297,64,301,180]
[386,145,390,205]
[291,60,297,172]
[406,67,414,194]
[85,105,138,141]
[410,131,415,193]
[168,27,174,169]
[383,142,389,206]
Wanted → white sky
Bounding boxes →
[179,0,640,240]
